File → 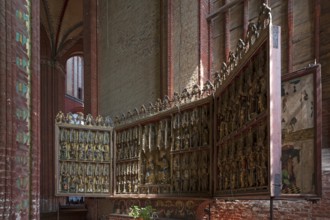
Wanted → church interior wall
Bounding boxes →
[1,0,328,219]
[98,0,162,118]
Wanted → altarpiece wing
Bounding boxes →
[55,113,113,197]
[213,4,282,198]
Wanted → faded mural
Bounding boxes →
[281,74,315,194]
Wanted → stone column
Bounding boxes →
[84,0,98,116]
[39,26,66,213]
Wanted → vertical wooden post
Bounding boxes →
[314,0,320,62]
[287,0,293,73]
[167,0,174,97]
[160,0,174,98]
[224,0,230,61]
[269,25,282,198]
[243,0,248,38]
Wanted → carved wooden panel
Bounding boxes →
[114,88,213,197]
[214,4,282,198]
[55,113,113,197]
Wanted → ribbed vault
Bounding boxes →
[41,0,83,57]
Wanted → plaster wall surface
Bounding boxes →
[98,0,161,117]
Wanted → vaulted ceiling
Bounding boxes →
[41,0,83,58]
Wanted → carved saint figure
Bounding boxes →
[157,151,170,184]
[174,170,181,192]
[247,147,256,187]
[60,142,67,160]
[199,167,208,191]
[78,143,85,160]
[60,162,69,192]
[86,176,94,192]
[183,169,190,192]
[189,169,198,192]
[85,144,93,161]
[145,156,155,184]
[237,138,247,188]
[103,176,109,193]
[78,175,85,192]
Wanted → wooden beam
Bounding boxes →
[243,0,248,38]
[198,0,201,86]
[224,0,230,61]
[167,0,174,97]
[160,0,166,97]
[287,0,293,73]
[206,0,243,21]
[314,0,320,62]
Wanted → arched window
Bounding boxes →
[66,56,84,100]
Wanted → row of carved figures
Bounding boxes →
[116,153,170,194]
[213,3,271,89]
[217,48,268,140]
[172,107,210,150]
[117,174,139,194]
[59,128,111,162]
[116,106,210,158]
[59,162,110,193]
[140,150,170,186]
[116,142,139,160]
[116,161,139,176]
[114,81,215,125]
[60,142,110,162]
[56,111,113,127]
[217,124,268,191]
[172,151,209,193]
[115,149,210,194]
[59,128,110,144]
[116,149,172,194]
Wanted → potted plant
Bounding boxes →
[128,205,141,219]
[128,205,155,220]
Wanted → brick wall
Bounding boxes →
[64,95,84,113]
[207,170,330,220]
[98,0,161,117]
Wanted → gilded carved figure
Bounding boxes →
[220,62,229,81]
[191,84,201,99]
[156,151,170,184]
[246,23,259,48]
[145,155,156,184]
[202,107,209,146]
[183,169,190,192]
[181,88,191,103]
